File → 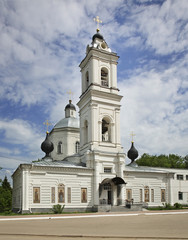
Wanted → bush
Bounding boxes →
[164,203,173,210]
[174,203,182,209]
[52,204,65,214]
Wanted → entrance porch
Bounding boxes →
[99,177,126,207]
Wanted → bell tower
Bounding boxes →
[78,29,123,154]
[77,20,125,207]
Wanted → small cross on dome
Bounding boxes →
[93,16,102,31]
[130,131,136,143]
[43,120,52,133]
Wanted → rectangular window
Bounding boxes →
[186,175,188,180]
[51,187,55,203]
[126,189,132,201]
[81,188,87,203]
[144,188,149,202]
[140,189,143,202]
[178,191,183,200]
[177,174,184,180]
[68,187,71,203]
[151,189,154,202]
[104,167,112,173]
[161,189,166,202]
[58,184,65,203]
[33,187,40,203]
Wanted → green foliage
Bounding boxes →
[136,153,187,169]
[2,176,12,191]
[174,203,182,209]
[164,203,173,210]
[0,176,12,213]
[148,203,184,211]
[52,204,65,214]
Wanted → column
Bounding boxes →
[93,160,100,206]
[22,169,29,211]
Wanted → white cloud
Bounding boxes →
[0,118,43,155]
[134,0,188,54]
[119,53,188,157]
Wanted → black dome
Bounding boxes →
[41,132,54,158]
[92,29,104,42]
[65,100,76,111]
[127,142,138,162]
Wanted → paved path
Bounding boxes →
[0,210,188,239]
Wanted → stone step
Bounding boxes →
[97,204,143,212]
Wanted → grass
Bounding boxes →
[0,210,93,216]
[148,203,188,211]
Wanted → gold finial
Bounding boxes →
[43,120,52,133]
[67,90,73,101]
[93,16,102,31]
[130,131,136,143]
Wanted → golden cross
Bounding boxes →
[93,16,102,31]
[43,120,52,133]
[130,131,136,142]
[67,90,73,100]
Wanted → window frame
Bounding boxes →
[178,191,183,200]
[161,189,166,202]
[151,189,154,202]
[51,187,55,203]
[177,174,184,180]
[58,184,65,203]
[33,187,40,204]
[126,189,132,201]
[57,141,63,154]
[75,141,80,153]
[101,67,109,87]
[81,188,87,203]
[144,187,150,203]
[104,167,112,173]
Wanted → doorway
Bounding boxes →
[108,190,112,205]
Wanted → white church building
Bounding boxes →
[12,28,188,213]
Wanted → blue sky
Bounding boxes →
[0,0,188,182]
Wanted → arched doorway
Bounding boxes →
[99,177,126,206]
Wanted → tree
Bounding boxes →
[184,155,188,169]
[136,153,186,169]
[0,176,12,213]
[2,176,12,191]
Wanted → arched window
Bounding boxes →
[57,141,62,154]
[101,68,108,87]
[102,118,110,142]
[86,71,89,88]
[75,141,80,153]
[84,120,88,144]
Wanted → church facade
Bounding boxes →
[12,29,188,213]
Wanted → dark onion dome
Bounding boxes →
[92,29,104,42]
[65,100,76,111]
[127,141,138,162]
[41,132,54,158]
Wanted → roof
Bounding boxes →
[125,165,175,174]
[33,159,86,168]
[54,117,79,129]
[65,101,76,111]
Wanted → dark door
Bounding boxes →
[108,190,112,205]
